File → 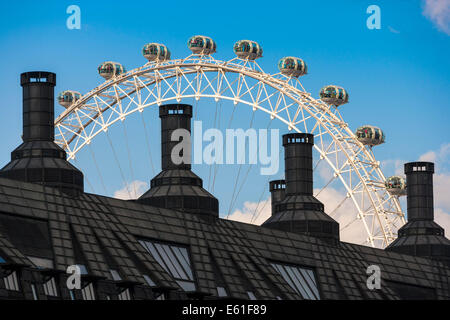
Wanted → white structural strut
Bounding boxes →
[54,54,406,248]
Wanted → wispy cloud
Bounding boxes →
[227,197,271,226]
[113,180,148,200]
[388,26,401,34]
[229,142,450,244]
[422,0,450,35]
[228,186,367,245]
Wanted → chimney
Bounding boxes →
[269,180,285,215]
[160,104,192,170]
[283,133,314,196]
[386,162,450,264]
[404,162,434,221]
[0,71,84,197]
[138,104,218,220]
[262,133,339,245]
[21,71,56,142]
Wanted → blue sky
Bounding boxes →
[0,0,449,232]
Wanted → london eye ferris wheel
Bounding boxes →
[54,35,407,248]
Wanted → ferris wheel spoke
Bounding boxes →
[54,55,405,248]
[106,131,131,199]
[139,111,156,175]
[88,144,108,195]
[121,121,137,196]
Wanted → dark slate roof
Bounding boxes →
[0,176,449,300]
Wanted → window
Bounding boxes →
[217,286,227,297]
[143,274,155,287]
[156,293,165,300]
[30,284,38,300]
[139,240,196,292]
[81,283,96,300]
[247,291,257,300]
[118,288,131,300]
[43,277,58,297]
[271,263,320,300]
[110,269,122,281]
[3,271,20,291]
[76,264,89,275]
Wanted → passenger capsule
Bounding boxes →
[385,176,407,196]
[278,57,307,77]
[142,43,171,61]
[58,90,81,108]
[355,125,385,146]
[319,85,349,106]
[278,57,308,78]
[187,35,216,55]
[97,61,126,80]
[233,40,262,60]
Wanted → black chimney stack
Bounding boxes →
[283,133,314,196]
[263,133,339,245]
[0,71,84,197]
[404,162,435,221]
[21,72,56,142]
[386,162,450,264]
[160,104,192,171]
[269,180,285,215]
[138,104,218,220]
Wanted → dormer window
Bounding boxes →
[43,277,58,297]
[118,288,131,300]
[271,262,320,300]
[81,282,96,300]
[139,239,196,292]
[3,271,20,291]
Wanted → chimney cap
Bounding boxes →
[20,71,56,86]
[159,104,192,118]
[405,162,434,174]
[282,133,314,146]
[269,180,286,191]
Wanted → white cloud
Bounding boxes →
[434,172,450,211]
[422,0,450,35]
[228,142,450,245]
[316,187,367,244]
[435,208,450,235]
[227,197,272,226]
[113,180,148,200]
[418,143,450,235]
[381,158,405,176]
[418,150,437,162]
[419,143,450,165]
[228,187,368,245]
[388,26,401,34]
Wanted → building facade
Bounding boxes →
[0,72,449,300]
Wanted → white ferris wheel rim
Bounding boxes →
[54,54,406,248]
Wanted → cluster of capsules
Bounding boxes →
[58,35,405,196]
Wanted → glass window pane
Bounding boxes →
[154,243,181,278]
[291,267,315,299]
[172,247,194,280]
[162,244,187,280]
[143,274,155,287]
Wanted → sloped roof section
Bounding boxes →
[0,176,449,300]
